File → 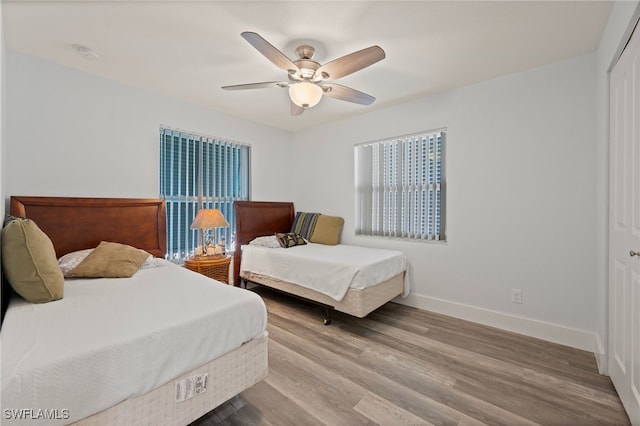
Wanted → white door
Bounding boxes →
[609,22,640,425]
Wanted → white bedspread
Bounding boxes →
[0,261,267,425]
[240,243,409,301]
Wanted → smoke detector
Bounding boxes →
[72,44,100,60]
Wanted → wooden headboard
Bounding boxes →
[9,196,167,258]
[2,196,167,323]
[233,201,294,286]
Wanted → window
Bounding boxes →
[160,128,250,258]
[355,129,446,241]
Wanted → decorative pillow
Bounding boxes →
[4,214,21,227]
[309,215,344,245]
[1,217,64,303]
[67,241,151,278]
[140,257,168,270]
[290,212,320,240]
[249,235,281,248]
[275,232,307,248]
[58,248,93,276]
[59,248,164,276]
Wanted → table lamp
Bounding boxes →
[190,209,229,256]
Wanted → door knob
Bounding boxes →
[631,250,640,257]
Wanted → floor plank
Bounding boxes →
[193,288,631,426]
[354,392,436,426]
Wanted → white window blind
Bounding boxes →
[355,130,446,241]
[159,128,250,258]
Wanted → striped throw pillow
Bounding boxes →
[290,212,320,240]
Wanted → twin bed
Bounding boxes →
[1,196,268,425]
[233,201,409,324]
[1,197,408,425]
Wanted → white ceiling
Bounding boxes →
[3,1,613,132]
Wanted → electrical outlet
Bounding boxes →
[512,289,522,304]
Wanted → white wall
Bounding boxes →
[293,53,598,350]
[1,2,5,316]
[0,2,4,216]
[594,0,640,372]
[4,50,293,203]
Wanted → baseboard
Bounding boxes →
[396,293,596,352]
[594,333,608,375]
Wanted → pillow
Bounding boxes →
[1,217,64,303]
[3,214,21,227]
[67,241,151,278]
[140,257,168,270]
[59,248,164,276]
[249,235,281,248]
[58,248,93,276]
[290,212,320,240]
[309,214,344,245]
[275,232,307,248]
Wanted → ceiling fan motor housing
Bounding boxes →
[293,60,320,80]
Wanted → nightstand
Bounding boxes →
[184,255,231,284]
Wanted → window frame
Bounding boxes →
[159,127,250,259]
[354,128,446,242]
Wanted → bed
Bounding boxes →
[1,196,268,426]
[233,201,409,324]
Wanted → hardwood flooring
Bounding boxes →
[192,287,630,426]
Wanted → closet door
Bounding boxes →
[609,23,640,425]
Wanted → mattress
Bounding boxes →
[0,261,267,425]
[242,271,405,318]
[70,333,268,426]
[240,242,409,301]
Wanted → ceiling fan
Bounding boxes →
[222,32,386,116]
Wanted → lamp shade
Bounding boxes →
[289,81,323,108]
[190,209,229,230]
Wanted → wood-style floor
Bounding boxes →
[192,287,630,426]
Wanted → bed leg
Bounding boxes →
[323,308,332,325]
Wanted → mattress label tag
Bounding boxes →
[175,372,208,402]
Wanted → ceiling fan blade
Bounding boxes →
[241,32,300,74]
[290,101,305,116]
[322,83,375,105]
[222,82,288,90]
[315,46,385,81]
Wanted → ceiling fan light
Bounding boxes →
[289,82,323,108]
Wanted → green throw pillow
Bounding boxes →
[309,215,344,245]
[1,217,64,303]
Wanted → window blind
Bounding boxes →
[355,130,445,241]
[160,128,250,258]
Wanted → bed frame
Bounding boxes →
[233,200,295,287]
[2,196,167,323]
[9,196,167,258]
[234,200,405,324]
[3,196,268,426]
